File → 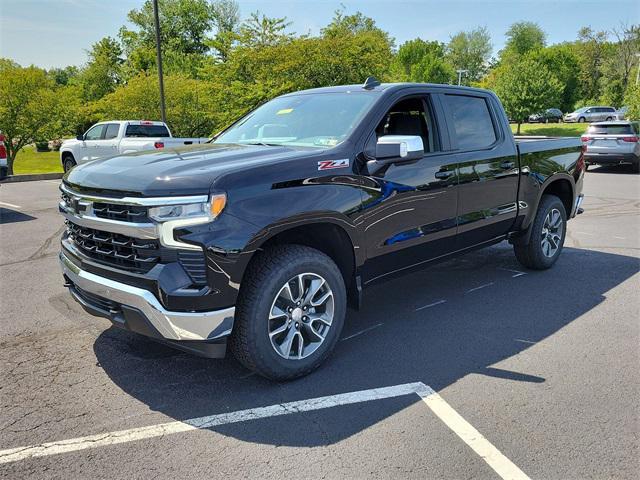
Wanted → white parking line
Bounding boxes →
[417,388,530,480]
[465,282,494,294]
[0,201,21,209]
[415,299,446,311]
[575,231,595,236]
[340,323,383,340]
[498,267,527,278]
[0,381,531,480]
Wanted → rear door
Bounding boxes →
[440,92,520,249]
[94,123,121,158]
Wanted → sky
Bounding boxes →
[0,0,638,69]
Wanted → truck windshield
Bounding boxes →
[125,125,171,138]
[215,93,376,148]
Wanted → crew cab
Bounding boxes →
[60,120,209,172]
[58,80,585,380]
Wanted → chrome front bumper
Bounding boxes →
[60,252,235,342]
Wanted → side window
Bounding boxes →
[375,97,437,153]
[443,94,497,150]
[586,109,593,113]
[104,124,120,139]
[84,124,105,141]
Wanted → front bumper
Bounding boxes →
[60,251,235,357]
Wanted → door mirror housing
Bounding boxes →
[375,135,424,163]
[76,134,84,141]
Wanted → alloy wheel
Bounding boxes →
[268,273,334,360]
[541,208,563,258]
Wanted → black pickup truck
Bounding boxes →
[59,80,585,380]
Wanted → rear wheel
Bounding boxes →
[605,116,613,121]
[230,245,346,380]
[514,195,567,270]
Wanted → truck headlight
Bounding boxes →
[149,193,226,250]
[148,193,226,223]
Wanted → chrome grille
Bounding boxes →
[66,221,160,272]
[92,202,148,222]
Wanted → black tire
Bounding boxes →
[514,195,567,270]
[605,116,613,121]
[230,245,346,381]
[62,154,76,173]
[578,117,586,123]
[585,163,590,171]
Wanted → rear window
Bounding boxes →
[587,125,634,135]
[444,94,497,150]
[125,124,170,138]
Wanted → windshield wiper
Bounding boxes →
[243,142,282,147]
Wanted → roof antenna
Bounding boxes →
[362,76,381,90]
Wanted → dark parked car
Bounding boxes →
[59,80,585,380]
[528,108,563,123]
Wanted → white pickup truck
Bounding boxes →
[60,120,209,172]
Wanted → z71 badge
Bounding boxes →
[318,159,350,171]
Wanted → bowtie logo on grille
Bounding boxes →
[69,196,87,215]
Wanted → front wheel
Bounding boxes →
[514,195,567,270]
[230,245,346,380]
[63,155,76,173]
[578,117,586,123]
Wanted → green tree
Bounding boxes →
[491,57,563,134]
[238,11,293,47]
[573,27,609,102]
[92,73,217,137]
[391,39,454,84]
[501,22,546,60]
[0,63,60,174]
[446,27,492,82]
[77,37,123,101]
[209,0,241,61]
[529,45,581,112]
[623,83,640,120]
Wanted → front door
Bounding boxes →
[81,124,106,162]
[360,94,459,285]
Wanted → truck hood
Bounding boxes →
[64,143,310,197]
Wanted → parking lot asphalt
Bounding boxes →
[1,166,639,479]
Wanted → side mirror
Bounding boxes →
[76,134,84,141]
[375,135,424,163]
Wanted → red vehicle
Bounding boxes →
[0,133,8,179]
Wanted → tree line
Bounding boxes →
[0,0,638,173]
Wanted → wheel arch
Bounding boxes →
[244,219,362,309]
[512,175,574,246]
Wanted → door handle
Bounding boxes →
[500,161,515,170]
[435,170,454,179]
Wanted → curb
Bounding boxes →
[0,173,63,183]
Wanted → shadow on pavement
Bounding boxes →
[93,244,639,447]
[0,207,36,225]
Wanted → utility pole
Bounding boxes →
[153,0,167,123]
[456,69,469,86]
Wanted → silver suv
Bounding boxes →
[582,121,640,172]
[564,106,617,123]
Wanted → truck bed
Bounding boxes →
[514,136,582,154]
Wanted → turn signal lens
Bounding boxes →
[210,193,226,217]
